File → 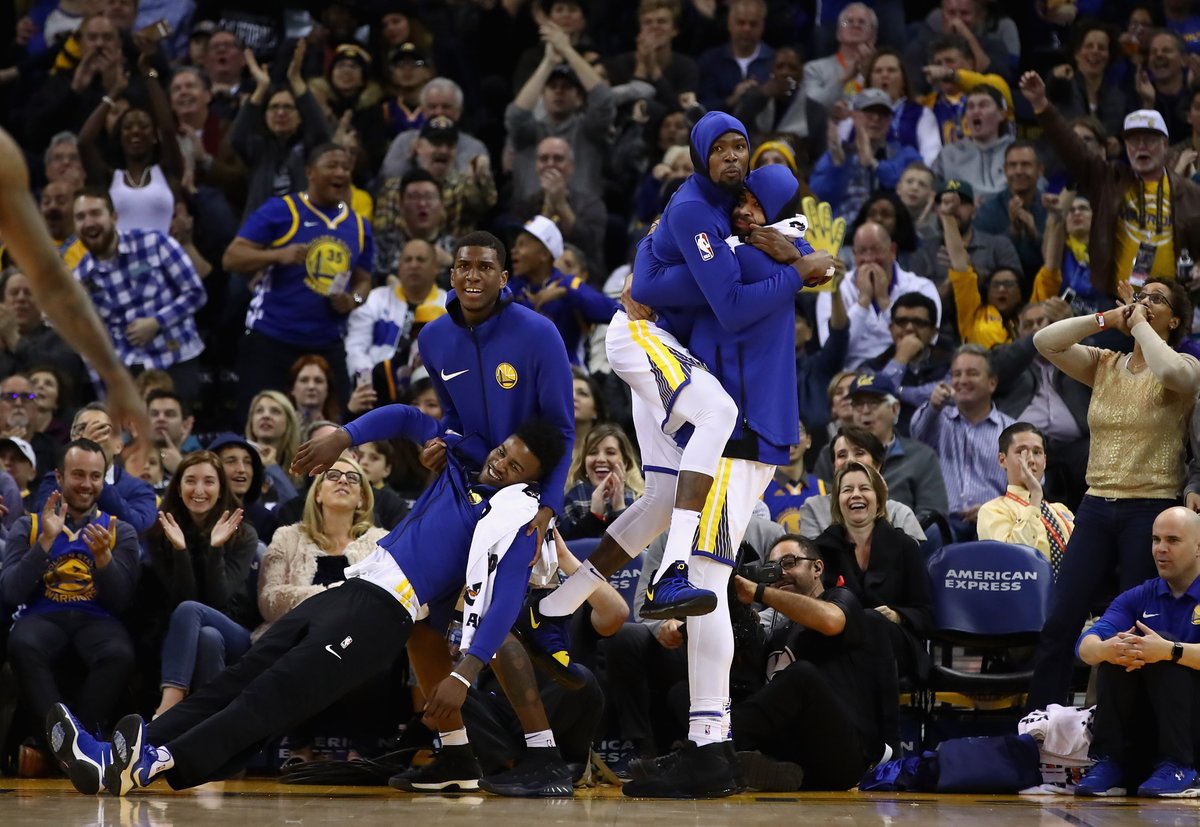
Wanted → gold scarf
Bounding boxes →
[1065,235,1089,267]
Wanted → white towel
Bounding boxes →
[1018,704,1094,763]
[725,214,809,250]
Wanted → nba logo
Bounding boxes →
[695,233,714,261]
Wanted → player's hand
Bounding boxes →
[100,370,151,469]
[419,437,448,473]
[292,427,352,477]
[525,505,554,556]
[422,674,469,727]
[797,249,842,286]
[621,272,656,321]
[747,225,800,264]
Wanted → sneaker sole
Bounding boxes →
[47,704,104,795]
[1141,787,1200,798]
[479,778,574,797]
[638,593,719,620]
[106,715,146,797]
[390,778,481,792]
[621,779,739,799]
[1075,787,1127,797]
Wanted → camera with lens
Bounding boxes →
[738,559,783,585]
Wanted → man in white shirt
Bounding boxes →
[815,221,941,369]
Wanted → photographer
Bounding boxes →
[729,534,898,791]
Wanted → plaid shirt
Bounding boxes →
[73,230,206,369]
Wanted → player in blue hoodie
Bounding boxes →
[48,413,565,798]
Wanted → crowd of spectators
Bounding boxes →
[5,0,1200,796]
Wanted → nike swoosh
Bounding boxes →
[441,368,469,381]
[324,644,342,660]
[1143,612,1160,618]
[645,586,655,602]
[529,607,540,630]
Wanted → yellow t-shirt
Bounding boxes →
[1114,176,1175,285]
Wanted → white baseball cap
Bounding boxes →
[522,215,565,261]
[1123,109,1169,137]
[0,436,35,467]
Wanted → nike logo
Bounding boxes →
[441,368,469,381]
[1143,612,1160,618]
[324,644,342,660]
[645,586,655,602]
[529,608,540,630]
[303,221,319,227]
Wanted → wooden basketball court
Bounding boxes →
[3,779,1196,825]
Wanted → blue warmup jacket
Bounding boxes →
[416,288,575,515]
[634,165,810,461]
[508,268,618,366]
[345,406,537,664]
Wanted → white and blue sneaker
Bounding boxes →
[105,714,172,796]
[46,703,111,795]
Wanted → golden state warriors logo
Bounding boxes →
[1193,605,1200,625]
[468,491,483,505]
[777,508,802,535]
[495,363,518,389]
[304,235,352,296]
[43,553,97,603]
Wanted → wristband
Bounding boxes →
[449,671,471,688]
[101,95,115,107]
[754,583,767,604]
[1095,312,1105,329]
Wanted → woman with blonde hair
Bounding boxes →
[816,460,932,681]
[245,389,301,502]
[559,423,644,540]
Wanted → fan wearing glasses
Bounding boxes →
[729,533,896,791]
[1027,276,1200,712]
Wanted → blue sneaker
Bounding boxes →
[513,588,585,691]
[105,714,170,796]
[1075,758,1126,796]
[639,562,717,620]
[1138,761,1200,797]
[46,703,110,795]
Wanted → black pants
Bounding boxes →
[234,329,349,425]
[732,660,869,791]
[1091,662,1200,780]
[462,665,604,773]
[147,579,412,789]
[1026,496,1167,711]
[7,610,135,737]
[601,623,687,753]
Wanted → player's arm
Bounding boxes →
[292,404,441,476]
[463,529,540,665]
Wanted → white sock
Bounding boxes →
[539,561,604,617]
[685,556,734,746]
[655,508,701,583]
[439,728,469,747]
[147,746,174,780]
[524,729,556,749]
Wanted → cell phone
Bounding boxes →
[355,370,372,388]
[1061,287,1078,304]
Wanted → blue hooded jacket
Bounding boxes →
[631,112,806,343]
[638,165,812,461]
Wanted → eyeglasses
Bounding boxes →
[990,279,1020,290]
[850,396,887,410]
[891,316,932,330]
[777,554,821,570]
[324,469,362,485]
[1133,291,1176,312]
[839,17,871,28]
[2,392,37,403]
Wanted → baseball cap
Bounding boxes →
[389,41,429,66]
[853,88,893,112]
[0,436,35,467]
[419,115,459,144]
[332,43,372,73]
[847,372,899,399]
[548,64,585,93]
[937,178,975,203]
[522,215,564,260]
[1123,109,1169,138]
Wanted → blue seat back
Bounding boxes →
[925,541,1052,636]
[567,537,643,614]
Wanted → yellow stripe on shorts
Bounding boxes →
[628,319,686,390]
[696,459,733,554]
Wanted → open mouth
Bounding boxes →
[461,286,484,298]
[486,462,501,483]
[847,500,868,513]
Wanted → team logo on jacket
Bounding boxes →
[695,232,714,261]
[1193,605,1200,625]
[495,363,518,389]
[468,491,483,505]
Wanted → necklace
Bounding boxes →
[123,167,151,189]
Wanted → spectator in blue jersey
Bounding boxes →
[49,417,567,797]
[763,420,825,535]
[2,439,140,769]
[508,216,618,367]
[223,143,374,423]
[71,188,206,402]
[811,88,922,222]
[35,404,158,536]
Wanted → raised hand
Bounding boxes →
[1017,453,1043,505]
[287,39,308,94]
[291,427,352,477]
[210,508,244,548]
[245,48,270,90]
[157,510,187,551]
[930,382,954,411]
[1018,71,1048,113]
[39,492,66,547]
[82,522,113,567]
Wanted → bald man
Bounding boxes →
[1074,507,1200,798]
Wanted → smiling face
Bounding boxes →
[950,352,996,408]
[1149,32,1184,80]
[999,430,1046,487]
[292,364,329,412]
[307,148,352,206]
[316,459,365,514]
[832,435,878,475]
[1075,28,1111,75]
[707,130,749,191]
[330,58,365,97]
[451,245,508,321]
[584,435,624,487]
[218,445,254,499]
[837,469,878,528]
[73,195,118,255]
[415,136,456,181]
[179,461,221,521]
[57,446,106,515]
[118,108,156,160]
[170,71,211,122]
[479,435,543,487]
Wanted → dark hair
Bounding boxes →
[513,418,566,480]
[1068,18,1117,70]
[73,185,115,213]
[306,141,349,167]
[953,343,996,378]
[409,376,437,401]
[829,425,885,468]
[571,365,606,423]
[1143,277,1193,345]
[851,190,917,254]
[400,167,438,196]
[362,439,396,467]
[158,451,238,534]
[1004,140,1040,164]
[1068,115,1107,143]
[891,291,937,323]
[866,47,912,101]
[455,230,507,266]
[768,533,824,564]
[28,363,74,416]
[59,438,108,472]
[0,267,26,300]
[146,388,191,419]
[929,34,971,61]
[998,421,1046,454]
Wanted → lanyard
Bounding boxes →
[1139,177,1165,234]
[1004,491,1068,550]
